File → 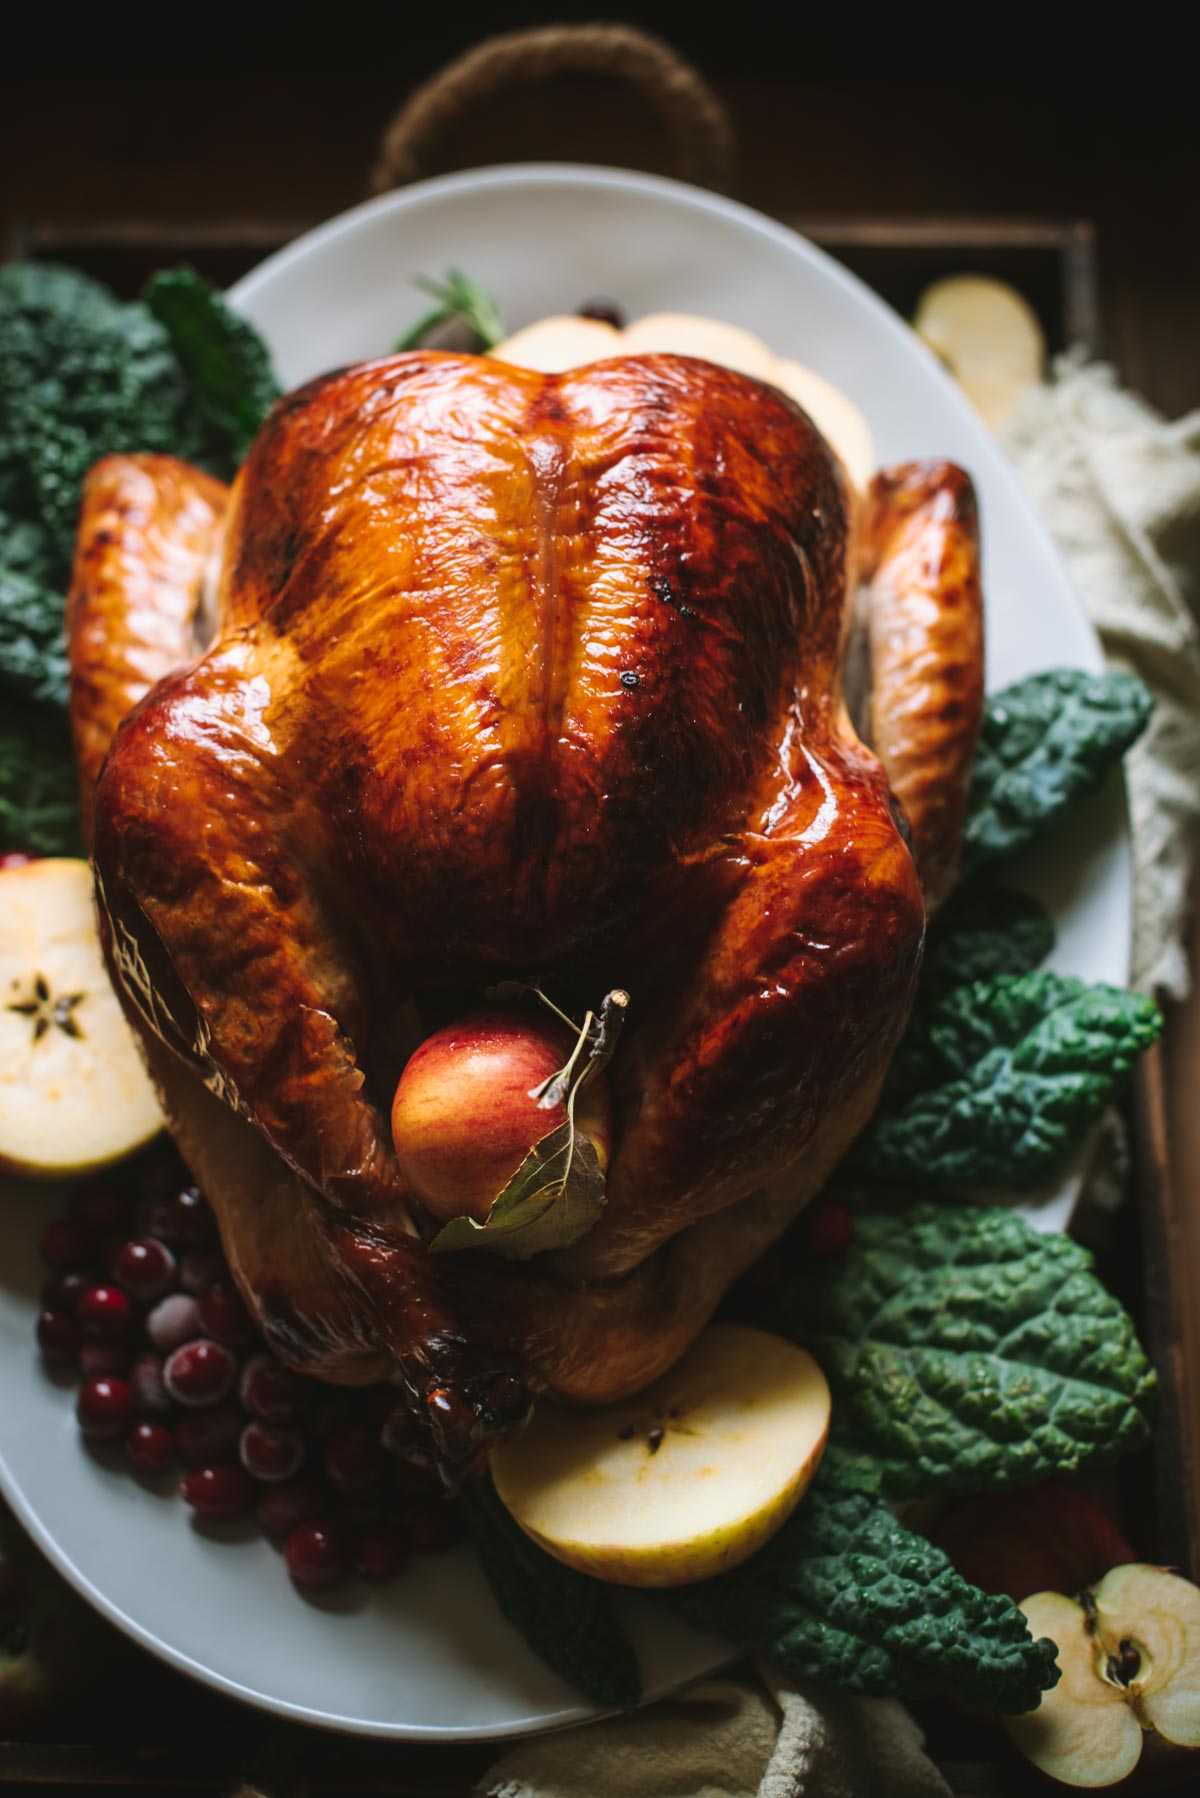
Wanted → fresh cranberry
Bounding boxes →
[137,1196,178,1244]
[129,1351,173,1419]
[174,1403,244,1469]
[79,1341,130,1379]
[146,1293,203,1351]
[284,1520,347,1588]
[405,1504,460,1555]
[78,1284,133,1342]
[71,1184,129,1237]
[179,1249,225,1296]
[801,1199,856,1259]
[77,1376,134,1440]
[39,1217,93,1272]
[323,1422,383,1496]
[165,1186,218,1248]
[114,1238,177,1304]
[164,1339,235,1407]
[42,1269,90,1314]
[577,299,625,328]
[180,1464,254,1518]
[239,1354,308,1425]
[255,1474,328,1539]
[198,1279,254,1346]
[36,1309,79,1363]
[239,1422,304,1483]
[125,1421,173,1476]
[0,850,38,869]
[352,1522,405,1581]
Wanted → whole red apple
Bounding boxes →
[391,1007,613,1224]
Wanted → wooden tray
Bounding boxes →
[1,204,1192,1798]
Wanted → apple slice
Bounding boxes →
[0,858,162,1178]
[1004,1566,1200,1788]
[490,1322,830,1587]
[914,275,1045,432]
[491,315,622,372]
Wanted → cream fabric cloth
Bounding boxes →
[1006,355,1200,999]
[480,358,1200,1798]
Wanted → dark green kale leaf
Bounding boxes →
[0,263,211,560]
[920,881,1055,1006]
[963,669,1153,874]
[144,268,281,463]
[761,1205,1155,1499]
[0,513,68,707]
[668,1472,1058,1713]
[0,699,81,855]
[856,972,1161,1187]
[458,1478,642,1711]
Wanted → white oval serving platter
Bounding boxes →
[0,163,1130,1739]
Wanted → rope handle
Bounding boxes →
[369,23,735,195]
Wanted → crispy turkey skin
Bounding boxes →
[67,350,983,1483]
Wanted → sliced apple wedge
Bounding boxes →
[490,1322,830,1587]
[0,858,162,1178]
[490,314,622,372]
[1004,1566,1200,1788]
[914,274,1045,432]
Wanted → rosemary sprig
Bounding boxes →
[396,270,505,352]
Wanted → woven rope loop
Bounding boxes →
[369,23,735,195]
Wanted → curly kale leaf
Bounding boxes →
[856,972,1161,1187]
[0,699,81,855]
[669,1473,1058,1713]
[0,263,212,560]
[964,669,1153,874]
[0,513,68,707]
[920,881,1055,1008]
[144,268,281,462]
[761,1205,1155,1499]
[458,1478,642,1711]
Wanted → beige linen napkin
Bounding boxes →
[1005,354,1200,999]
[479,356,1200,1798]
[485,1665,949,1798]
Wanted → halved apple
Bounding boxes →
[1004,1565,1200,1788]
[0,858,162,1178]
[491,311,875,492]
[490,1322,830,1587]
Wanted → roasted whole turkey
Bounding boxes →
[67,349,983,1484]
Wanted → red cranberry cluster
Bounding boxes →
[36,1171,459,1590]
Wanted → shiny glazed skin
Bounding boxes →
[69,350,983,1482]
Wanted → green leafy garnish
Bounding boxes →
[0,701,81,855]
[760,1205,1155,1498]
[0,514,69,708]
[670,1473,1059,1713]
[144,268,282,462]
[459,1478,642,1710]
[0,260,280,852]
[964,669,1153,875]
[432,990,626,1260]
[396,270,505,353]
[0,263,211,561]
[920,881,1054,1005]
[856,972,1162,1187]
